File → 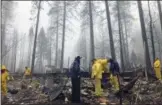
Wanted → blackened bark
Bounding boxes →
[105,0,116,60]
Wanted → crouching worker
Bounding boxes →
[96,58,109,90]
[1,65,9,97]
[109,59,120,92]
[23,67,31,79]
[70,56,82,103]
[91,59,104,97]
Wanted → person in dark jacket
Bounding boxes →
[109,58,120,91]
[109,59,120,75]
[70,56,81,103]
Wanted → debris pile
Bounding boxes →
[2,74,162,105]
[3,78,48,105]
[131,78,162,105]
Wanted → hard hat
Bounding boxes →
[1,65,6,70]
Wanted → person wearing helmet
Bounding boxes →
[23,67,31,79]
[153,58,161,80]
[1,65,9,96]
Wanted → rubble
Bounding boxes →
[131,78,162,104]
[2,74,162,105]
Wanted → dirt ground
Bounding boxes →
[2,74,162,105]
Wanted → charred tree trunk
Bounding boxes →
[31,1,41,74]
[2,20,7,61]
[55,12,59,69]
[121,22,127,70]
[137,1,152,72]
[153,23,162,62]
[148,1,155,62]
[123,13,130,67]
[117,1,125,72]
[49,34,52,66]
[60,1,66,71]
[105,0,116,60]
[157,1,162,33]
[28,38,32,67]
[13,30,18,72]
[89,1,95,60]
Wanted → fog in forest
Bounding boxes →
[1,1,162,73]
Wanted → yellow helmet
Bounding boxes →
[1,65,6,70]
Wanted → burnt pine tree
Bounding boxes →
[1,1,16,61]
[121,1,133,68]
[27,27,34,67]
[89,1,95,60]
[157,1,162,33]
[60,1,66,71]
[31,0,41,74]
[117,1,125,72]
[48,1,63,68]
[137,1,152,72]
[13,29,18,72]
[148,1,155,62]
[105,0,116,60]
[37,27,48,73]
[55,13,59,68]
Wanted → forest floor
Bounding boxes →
[2,74,162,105]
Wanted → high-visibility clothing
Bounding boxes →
[91,61,103,79]
[94,78,103,96]
[1,81,7,96]
[111,75,119,91]
[96,59,108,72]
[154,59,161,80]
[91,61,105,96]
[109,73,119,91]
[1,65,8,96]
[1,65,6,70]
[24,68,31,76]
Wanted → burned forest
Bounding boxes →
[1,1,162,105]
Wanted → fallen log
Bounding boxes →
[115,75,139,98]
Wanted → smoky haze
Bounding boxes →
[1,1,162,73]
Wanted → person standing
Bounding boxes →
[70,56,82,103]
[153,58,161,80]
[1,65,9,97]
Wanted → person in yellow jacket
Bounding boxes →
[1,65,9,96]
[153,58,161,80]
[91,58,109,96]
[23,67,31,78]
[96,59,109,72]
[96,58,109,90]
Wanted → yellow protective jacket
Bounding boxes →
[1,72,8,96]
[154,59,161,68]
[154,59,161,80]
[91,61,103,79]
[24,68,31,76]
[96,59,108,72]
[1,71,9,83]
